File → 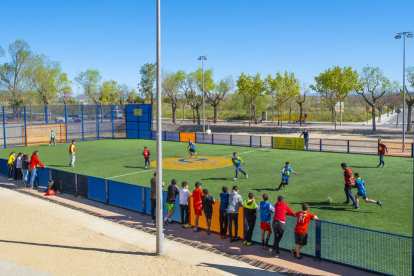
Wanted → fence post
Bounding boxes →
[111,105,115,139]
[271,137,273,148]
[179,132,181,142]
[347,140,350,154]
[49,169,52,180]
[230,135,232,145]
[45,105,48,124]
[412,143,413,158]
[64,105,68,143]
[314,220,322,261]
[97,105,100,140]
[105,179,109,204]
[260,136,262,147]
[2,106,5,148]
[81,105,85,142]
[250,136,252,147]
[24,106,27,147]
[142,187,146,214]
[320,139,322,152]
[212,134,214,144]
[75,173,78,197]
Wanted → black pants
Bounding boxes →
[150,199,156,220]
[246,216,256,242]
[272,220,286,254]
[14,168,22,181]
[228,213,239,239]
[180,204,189,225]
[278,178,289,190]
[219,209,228,236]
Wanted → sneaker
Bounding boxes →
[290,249,296,256]
[223,235,229,239]
[234,178,237,181]
[243,240,247,245]
[182,224,185,228]
[69,163,71,166]
[230,238,236,243]
[184,224,192,228]
[8,178,13,181]
[377,200,382,207]
[149,166,151,169]
[382,165,386,168]
[353,206,359,209]
[294,255,302,260]
[207,230,211,235]
[343,201,350,204]
[246,242,252,246]
[275,188,280,191]
[145,166,147,169]
[269,248,273,255]
[246,174,248,179]
[49,144,50,147]
[151,220,156,223]
[377,165,381,168]
[275,253,280,258]
[163,220,168,225]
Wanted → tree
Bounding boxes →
[355,66,397,131]
[162,71,180,124]
[297,81,308,126]
[206,75,233,121]
[0,40,31,111]
[56,73,73,104]
[74,69,102,105]
[265,74,281,123]
[126,88,138,104]
[404,66,414,131]
[138,63,156,112]
[236,72,266,126]
[177,70,202,124]
[100,80,119,104]
[193,67,216,121]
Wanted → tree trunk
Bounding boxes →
[278,109,280,126]
[252,104,257,124]
[299,104,303,127]
[172,103,176,124]
[289,105,292,123]
[371,105,376,131]
[387,106,389,117]
[248,104,251,127]
[407,104,413,131]
[213,105,218,122]
[339,99,342,126]
[192,106,195,123]
[281,108,283,128]
[331,106,335,124]
[334,108,337,130]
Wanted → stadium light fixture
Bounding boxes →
[395,34,402,39]
[408,33,413,38]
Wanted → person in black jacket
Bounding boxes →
[243,193,258,246]
[299,129,309,150]
[21,154,30,185]
[164,179,180,225]
[202,189,215,235]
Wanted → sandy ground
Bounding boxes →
[0,187,277,276]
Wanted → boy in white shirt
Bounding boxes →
[179,182,192,228]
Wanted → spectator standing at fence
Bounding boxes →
[21,153,30,185]
[29,150,45,189]
[276,162,297,191]
[188,139,198,158]
[258,194,275,249]
[219,186,230,239]
[14,153,23,182]
[7,152,15,180]
[164,179,180,225]
[304,113,308,123]
[150,172,164,223]
[232,152,248,181]
[299,129,309,150]
[269,195,295,258]
[243,192,257,246]
[227,186,244,242]
[179,182,191,228]
[49,130,56,146]
[202,189,215,235]
[292,203,318,259]
[192,182,204,232]
[341,163,356,205]
[69,140,76,167]
[377,139,388,168]
[142,146,151,169]
[353,173,382,209]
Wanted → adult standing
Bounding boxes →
[150,172,164,223]
[377,139,388,168]
[21,153,30,185]
[29,150,45,189]
[14,153,23,182]
[299,129,309,150]
[227,186,244,242]
[69,140,76,167]
[341,163,355,205]
[269,195,295,257]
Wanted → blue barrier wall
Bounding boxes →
[88,176,106,203]
[37,167,50,186]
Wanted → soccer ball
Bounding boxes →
[326,197,332,203]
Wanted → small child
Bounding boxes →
[243,192,257,246]
[276,161,297,191]
[258,194,275,249]
[164,179,180,225]
[142,146,151,169]
[353,173,382,209]
[188,139,198,157]
[219,186,230,239]
[179,182,192,228]
[7,151,15,180]
[49,130,56,146]
[202,189,215,235]
[14,153,23,182]
[192,182,204,232]
[292,203,318,259]
[232,152,248,181]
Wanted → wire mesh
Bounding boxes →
[321,139,348,153]
[232,135,250,146]
[51,169,76,195]
[251,136,261,147]
[195,133,212,144]
[213,134,231,145]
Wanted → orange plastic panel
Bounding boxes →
[180,132,196,143]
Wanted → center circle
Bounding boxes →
[150,156,233,170]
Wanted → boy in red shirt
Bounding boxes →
[142,146,151,169]
[192,182,204,232]
[292,203,318,259]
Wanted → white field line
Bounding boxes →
[221,148,266,157]
[106,169,156,179]
[328,134,341,139]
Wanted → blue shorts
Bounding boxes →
[205,212,212,219]
[357,193,367,199]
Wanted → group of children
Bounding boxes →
[7,150,45,188]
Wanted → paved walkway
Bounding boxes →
[0,178,375,276]
[0,259,51,276]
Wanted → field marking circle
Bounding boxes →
[150,156,233,170]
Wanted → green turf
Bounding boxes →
[1,139,412,236]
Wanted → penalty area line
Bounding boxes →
[106,169,156,179]
[221,148,266,157]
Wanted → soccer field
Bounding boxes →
[1,138,412,236]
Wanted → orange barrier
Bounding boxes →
[180,132,196,143]
[189,196,245,239]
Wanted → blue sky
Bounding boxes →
[0,0,413,95]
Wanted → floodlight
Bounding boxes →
[395,34,402,39]
[407,33,413,38]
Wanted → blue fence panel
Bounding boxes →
[196,133,212,144]
[165,132,179,142]
[145,187,152,215]
[151,131,156,140]
[125,105,138,113]
[212,134,230,145]
[37,167,50,186]
[126,129,138,139]
[232,135,250,146]
[163,190,168,217]
[0,158,8,176]
[170,198,181,223]
[108,180,127,208]
[125,184,143,212]
[88,176,107,203]
[138,130,150,139]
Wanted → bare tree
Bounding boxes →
[162,71,180,124]
[206,75,234,121]
[297,81,308,126]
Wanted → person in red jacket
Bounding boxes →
[269,195,295,257]
[341,163,355,205]
[377,139,388,168]
[292,203,318,259]
[142,146,151,169]
[29,150,45,189]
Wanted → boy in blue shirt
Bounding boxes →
[232,152,248,181]
[257,194,275,249]
[49,131,56,146]
[219,186,230,239]
[187,139,198,157]
[353,173,382,209]
[276,162,297,191]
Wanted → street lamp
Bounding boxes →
[198,55,207,137]
[395,31,412,144]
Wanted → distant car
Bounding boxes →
[103,110,123,119]
[55,114,81,123]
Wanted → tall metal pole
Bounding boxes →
[156,0,163,256]
[202,58,205,136]
[403,34,406,144]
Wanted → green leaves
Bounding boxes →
[138,63,156,101]
[74,69,102,104]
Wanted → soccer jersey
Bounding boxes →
[344,168,354,185]
[232,156,243,166]
[354,178,366,195]
[294,211,315,234]
[7,155,15,165]
[192,189,204,210]
[378,143,387,154]
[69,144,75,153]
[50,133,55,140]
[189,142,195,150]
[282,166,293,179]
[143,149,150,158]
[258,201,275,223]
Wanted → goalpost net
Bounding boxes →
[25,124,67,146]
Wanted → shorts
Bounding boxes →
[189,149,195,152]
[260,222,271,231]
[194,208,202,216]
[166,203,175,211]
[357,193,367,199]
[295,232,308,246]
[281,178,289,185]
[205,212,212,219]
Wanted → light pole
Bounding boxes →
[395,31,413,144]
[198,55,207,137]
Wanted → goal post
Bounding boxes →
[25,124,67,146]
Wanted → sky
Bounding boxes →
[0,0,413,95]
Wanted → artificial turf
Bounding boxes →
[1,138,412,236]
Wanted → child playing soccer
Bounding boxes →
[179,182,192,228]
[377,139,388,168]
[232,152,248,181]
[353,173,382,209]
[188,139,198,157]
[164,179,180,225]
[49,131,56,146]
[69,140,75,167]
[142,146,151,169]
[192,182,204,232]
[292,203,318,259]
[258,194,275,249]
[202,189,215,235]
[276,162,297,191]
[243,192,257,246]
[219,186,230,239]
